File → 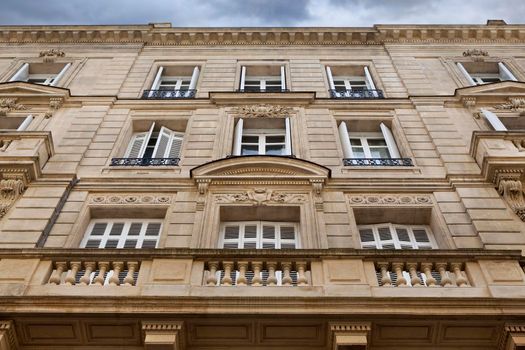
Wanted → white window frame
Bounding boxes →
[457,61,518,86]
[10,62,71,86]
[339,121,400,159]
[358,223,437,249]
[124,123,184,159]
[232,118,292,156]
[240,65,286,92]
[150,66,200,97]
[219,221,299,249]
[480,109,507,131]
[240,129,287,156]
[80,219,163,249]
[326,65,377,97]
[348,132,391,158]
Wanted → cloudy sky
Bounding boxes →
[0,0,523,27]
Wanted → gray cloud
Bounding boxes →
[0,0,522,27]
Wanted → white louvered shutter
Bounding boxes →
[168,131,184,159]
[50,63,71,86]
[240,66,247,91]
[498,62,518,81]
[280,66,286,90]
[124,132,148,158]
[480,108,507,131]
[152,126,172,158]
[232,118,244,156]
[456,62,476,86]
[10,63,29,82]
[338,121,354,159]
[284,117,292,155]
[379,123,401,158]
[16,115,34,131]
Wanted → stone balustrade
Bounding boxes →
[47,260,140,286]
[204,260,310,286]
[374,261,469,287]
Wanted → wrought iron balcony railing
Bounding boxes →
[343,158,413,166]
[141,89,196,99]
[110,158,180,166]
[329,89,384,99]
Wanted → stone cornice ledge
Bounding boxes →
[0,23,524,45]
[209,91,315,105]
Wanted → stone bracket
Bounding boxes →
[330,322,371,350]
[142,321,185,350]
[501,324,525,350]
[494,170,525,221]
[0,320,18,350]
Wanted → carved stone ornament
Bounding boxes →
[0,320,18,350]
[231,104,293,118]
[349,194,433,205]
[215,188,307,205]
[0,179,26,218]
[462,48,489,61]
[39,48,65,63]
[0,98,28,116]
[461,97,476,108]
[45,97,64,119]
[494,97,525,112]
[89,194,172,205]
[495,170,525,221]
[512,139,525,152]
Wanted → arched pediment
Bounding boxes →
[191,155,330,186]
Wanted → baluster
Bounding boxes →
[206,261,219,286]
[110,262,123,286]
[251,261,263,286]
[123,262,138,286]
[64,262,81,285]
[421,263,437,287]
[80,262,96,285]
[392,262,407,287]
[295,262,308,286]
[377,262,392,287]
[450,262,468,287]
[221,261,233,286]
[407,263,422,287]
[281,262,293,286]
[49,262,67,285]
[93,262,109,286]
[236,261,248,286]
[266,262,278,286]
[436,262,453,287]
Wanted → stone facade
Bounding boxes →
[0,21,523,349]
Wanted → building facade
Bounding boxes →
[0,20,523,349]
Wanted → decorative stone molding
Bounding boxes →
[349,194,433,206]
[494,98,525,112]
[89,194,172,205]
[215,188,307,205]
[462,48,489,61]
[512,139,525,152]
[494,170,525,221]
[39,49,65,63]
[330,322,371,349]
[0,320,18,350]
[0,179,26,219]
[44,97,64,118]
[142,321,184,350]
[501,323,525,350]
[461,96,477,108]
[0,98,27,116]
[231,104,293,118]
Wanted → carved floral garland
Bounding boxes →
[231,104,293,118]
[215,188,306,205]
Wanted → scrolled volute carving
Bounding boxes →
[496,172,525,221]
[231,104,293,118]
[0,98,28,116]
[0,179,26,218]
[39,49,65,63]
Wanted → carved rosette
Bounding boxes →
[89,194,172,205]
[495,171,525,221]
[215,188,307,205]
[349,194,432,205]
[231,104,293,118]
[0,98,28,117]
[0,179,26,218]
[39,49,65,63]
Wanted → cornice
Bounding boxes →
[0,23,524,46]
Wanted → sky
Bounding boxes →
[0,0,523,27]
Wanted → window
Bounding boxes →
[232,118,291,156]
[81,219,162,248]
[338,121,400,160]
[9,62,71,86]
[239,65,286,92]
[326,65,381,98]
[456,61,517,86]
[220,221,298,249]
[0,115,33,131]
[480,108,525,131]
[146,65,200,98]
[124,122,183,159]
[358,223,436,249]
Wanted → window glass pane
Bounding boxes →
[241,145,258,155]
[280,243,296,249]
[244,225,257,239]
[105,240,119,248]
[280,226,295,240]
[223,242,239,249]
[262,242,275,249]
[128,223,142,236]
[395,228,410,242]
[262,225,275,239]
[349,138,362,146]
[243,242,257,249]
[141,240,157,248]
[224,226,240,240]
[85,240,101,248]
[242,135,259,143]
[367,139,387,147]
[124,240,138,249]
[109,223,125,236]
[369,147,390,158]
[145,223,161,236]
[266,135,285,143]
[352,148,365,158]
[265,145,285,155]
[378,227,392,241]
[359,228,375,242]
[413,229,430,243]
[90,223,107,236]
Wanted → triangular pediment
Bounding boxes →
[191,155,330,184]
[455,81,525,98]
[0,82,70,98]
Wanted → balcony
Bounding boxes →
[141,89,196,99]
[343,158,414,166]
[110,157,180,166]
[329,88,384,99]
